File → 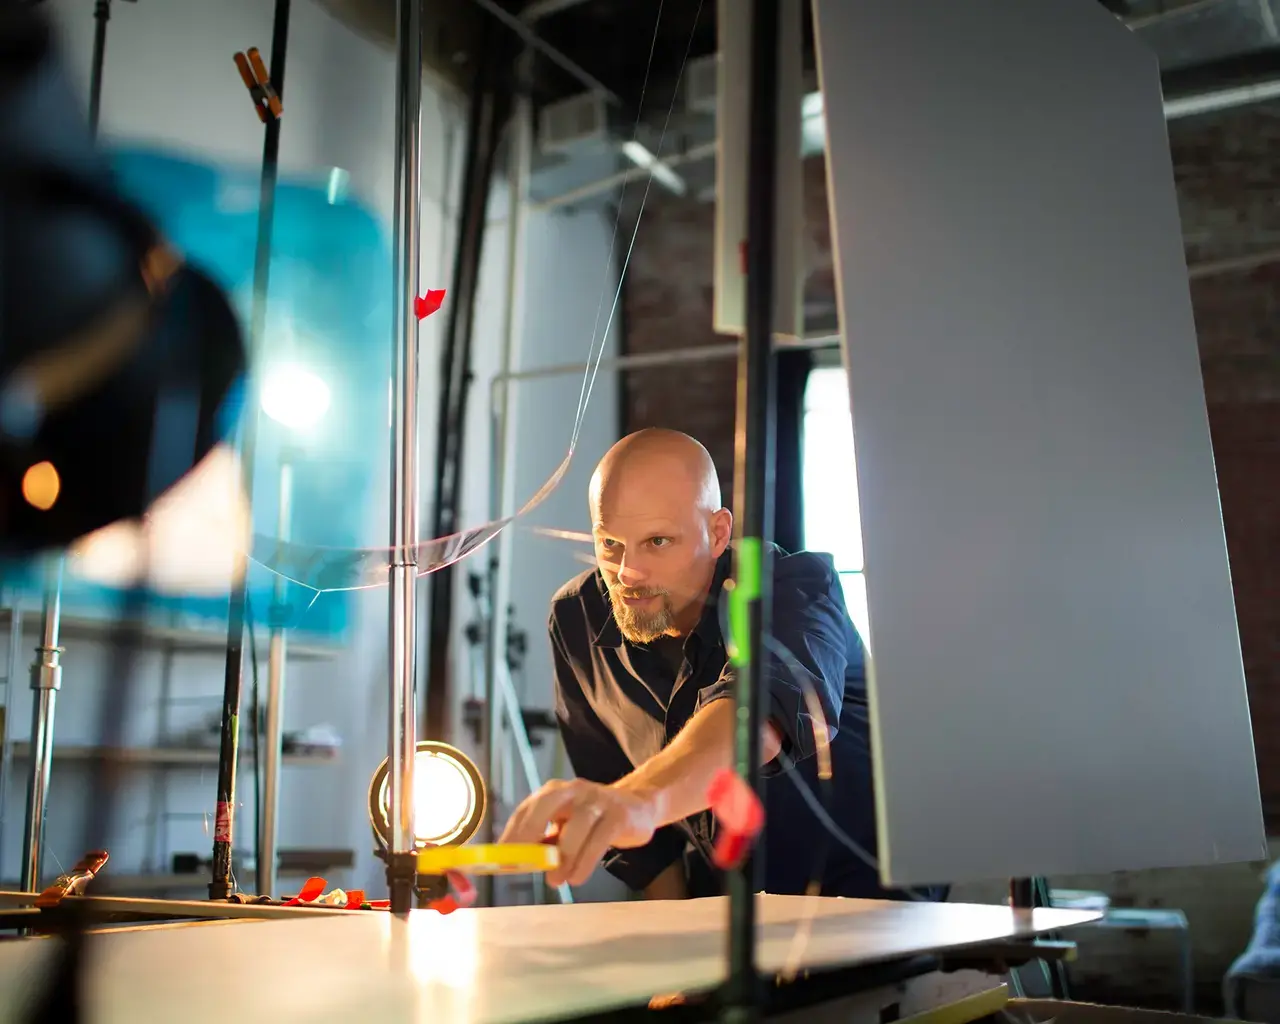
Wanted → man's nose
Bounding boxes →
[617,553,648,586]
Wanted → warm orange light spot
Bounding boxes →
[22,461,60,511]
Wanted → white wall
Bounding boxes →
[0,0,622,901]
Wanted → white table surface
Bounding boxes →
[0,895,1099,1024]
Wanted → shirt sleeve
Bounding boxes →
[694,552,855,775]
[549,613,689,892]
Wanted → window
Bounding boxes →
[801,364,870,646]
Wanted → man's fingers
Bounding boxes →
[501,780,579,843]
[550,794,606,885]
[565,808,619,886]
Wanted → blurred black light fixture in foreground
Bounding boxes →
[0,6,246,559]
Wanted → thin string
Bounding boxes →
[571,0,667,435]
[572,0,706,449]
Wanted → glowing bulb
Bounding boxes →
[259,363,331,431]
[21,461,59,510]
[368,741,484,851]
[378,749,478,847]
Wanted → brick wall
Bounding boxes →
[1178,106,1280,829]
[622,108,1280,829]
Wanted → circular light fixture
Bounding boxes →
[259,362,331,432]
[368,741,486,851]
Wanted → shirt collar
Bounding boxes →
[591,550,733,649]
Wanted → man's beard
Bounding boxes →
[605,575,674,644]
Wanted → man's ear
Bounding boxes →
[709,508,733,556]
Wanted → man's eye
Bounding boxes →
[650,537,670,548]
[599,538,617,549]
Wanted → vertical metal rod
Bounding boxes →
[257,461,292,897]
[387,0,423,917]
[16,0,117,901]
[723,0,780,1020]
[21,561,64,892]
[481,60,533,906]
[0,603,23,857]
[210,0,291,901]
[87,1,110,135]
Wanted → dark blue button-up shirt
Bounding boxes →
[549,546,939,900]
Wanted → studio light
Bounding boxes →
[259,362,331,432]
[368,741,486,851]
[0,7,246,557]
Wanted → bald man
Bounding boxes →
[501,429,943,902]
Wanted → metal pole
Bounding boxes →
[532,141,718,212]
[387,0,423,917]
[491,332,838,389]
[210,0,291,902]
[257,460,292,897]
[481,60,532,905]
[723,0,779,1020]
[21,562,64,892]
[0,603,23,858]
[87,1,111,135]
[15,0,123,900]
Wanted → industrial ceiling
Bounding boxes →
[316,0,1280,207]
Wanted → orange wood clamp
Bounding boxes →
[233,47,282,122]
[35,849,110,908]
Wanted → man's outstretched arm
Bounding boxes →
[501,699,781,888]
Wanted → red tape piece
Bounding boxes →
[429,871,477,915]
[414,289,446,320]
[284,876,327,906]
[707,768,765,870]
[447,871,476,908]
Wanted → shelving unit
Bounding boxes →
[8,744,338,767]
[0,597,347,896]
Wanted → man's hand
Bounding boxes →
[500,779,666,887]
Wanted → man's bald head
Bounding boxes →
[589,429,732,641]
[590,428,722,521]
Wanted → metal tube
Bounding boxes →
[0,604,23,858]
[21,562,64,893]
[210,0,291,902]
[387,0,423,916]
[88,1,111,135]
[16,0,117,902]
[258,461,292,898]
[1165,77,1280,118]
[1188,245,1280,278]
[532,142,718,212]
[492,332,838,388]
[724,0,780,1019]
[521,0,598,21]
[482,68,533,903]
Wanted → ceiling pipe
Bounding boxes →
[521,0,597,22]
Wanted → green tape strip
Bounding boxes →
[727,537,762,667]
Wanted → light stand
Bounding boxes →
[20,560,63,892]
[722,1,780,1021]
[257,454,292,898]
[18,0,133,896]
[209,0,291,903]
[386,0,424,917]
